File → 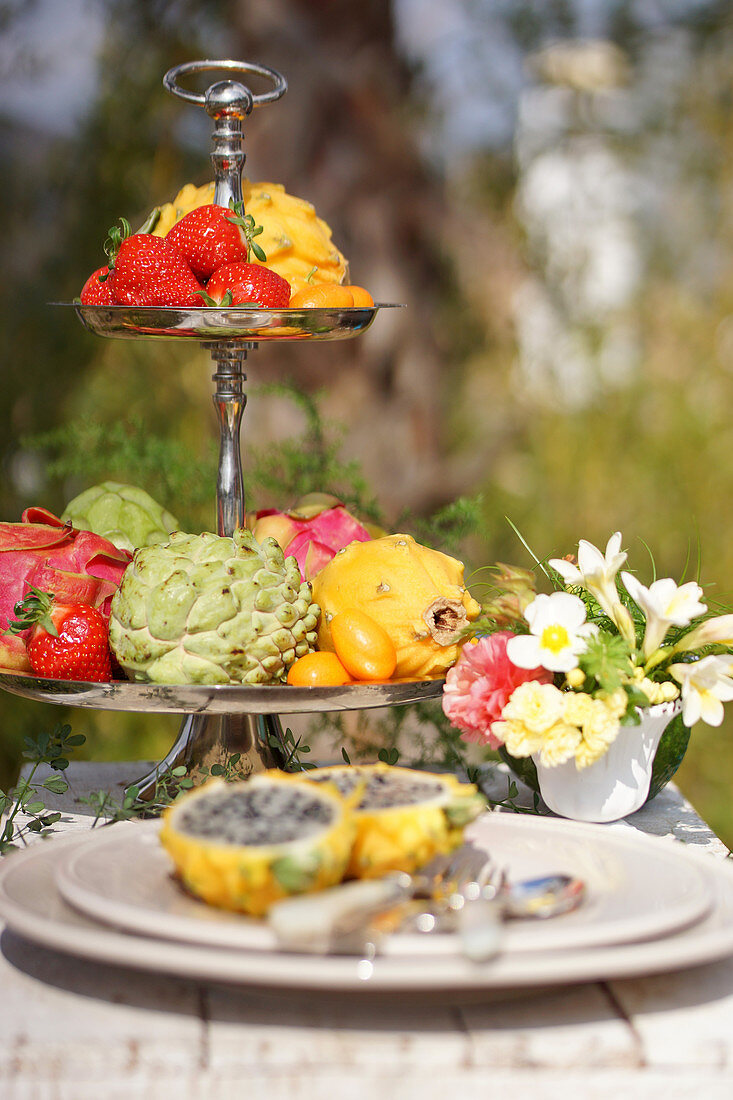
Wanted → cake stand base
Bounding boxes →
[131,711,287,799]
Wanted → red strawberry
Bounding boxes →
[204,262,291,308]
[103,218,203,307]
[80,266,116,305]
[165,203,262,280]
[7,586,112,682]
[113,235,203,307]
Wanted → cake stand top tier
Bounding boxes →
[68,60,402,342]
[72,302,400,342]
[0,669,444,716]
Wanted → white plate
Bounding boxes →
[1,823,733,994]
[51,816,713,957]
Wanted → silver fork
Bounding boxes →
[399,857,509,960]
[393,846,495,934]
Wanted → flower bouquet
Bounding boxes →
[442,533,733,822]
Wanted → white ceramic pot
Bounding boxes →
[532,702,682,823]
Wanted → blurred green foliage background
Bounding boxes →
[2,0,733,842]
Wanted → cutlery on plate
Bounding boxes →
[268,844,585,959]
[268,844,490,954]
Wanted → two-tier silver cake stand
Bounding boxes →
[0,61,443,797]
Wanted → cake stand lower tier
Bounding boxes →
[0,672,444,798]
[25,301,410,798]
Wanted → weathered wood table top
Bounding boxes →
[1,760,732,1100]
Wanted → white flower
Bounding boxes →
[672,613,733,654]
[549,532,626,595]
[622,573,707,659]
[507,591,597,673]
[670,656,733,727]
[549,532,635,645]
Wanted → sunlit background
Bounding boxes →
[2,0,733,840]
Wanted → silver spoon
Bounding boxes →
[452,872,586,962]
[495,872,586,919]
[405,871,585,930]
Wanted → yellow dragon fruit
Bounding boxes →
[249,493,372,582]
[308,763,486,879]
[311,533,481,680]
[159,772,355,916]
[152,180,348,295]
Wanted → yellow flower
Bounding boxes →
[588,698,621,739]
[502,681,565,734]
[495,719,544,758]
[565,668,585,689]
[575,738,608,769]
[500,683,632,770]
[600,687,629,718]
[636,677,671,705]
[625,674,678,706]
[576,699,621,768]
[660,680,681,703]
[562,691,596,728]
[536,722,582,767]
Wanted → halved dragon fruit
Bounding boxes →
[0,506,131,671]
[250,493,373,582]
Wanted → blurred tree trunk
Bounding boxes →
[228,0,458,517]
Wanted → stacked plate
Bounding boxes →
[1,814,732,994]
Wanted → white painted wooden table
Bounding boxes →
[2,761,733,1100]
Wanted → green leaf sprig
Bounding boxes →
[6,584,58,637]
[485,775,544,815]
[102,216,132,271]
[226,200,267,263]
[0,724,86,853]
[80,753,257,825]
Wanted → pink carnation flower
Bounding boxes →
[442,631,553,749]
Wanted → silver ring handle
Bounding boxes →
[163,60,287,109]
[163,59,288,209]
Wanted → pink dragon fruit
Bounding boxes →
[250,493,373,582]
[0,506,132,671]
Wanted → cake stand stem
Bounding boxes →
[130,340,288,800]
[131,62,291,800]
[208,340,252,534]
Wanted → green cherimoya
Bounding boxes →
[61,481,179,553]
[108,528,320,685]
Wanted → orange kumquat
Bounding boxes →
[330,608,397,681]
[289,284,355,308]
[287,651,353,687]
[343,285,374,306]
